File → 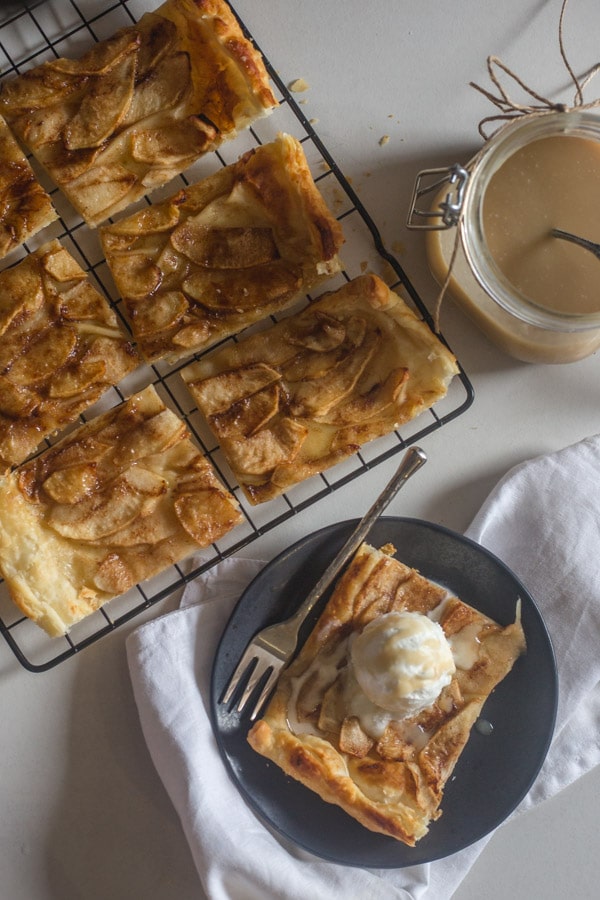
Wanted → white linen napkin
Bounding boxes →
[127,434,600,899]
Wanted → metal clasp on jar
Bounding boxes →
[406,164,469,230]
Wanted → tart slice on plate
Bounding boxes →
[100,133,344,363]
[181,273,458,504]
[0,384,242,636]
[0,0,278,226]
[248,542,526,846]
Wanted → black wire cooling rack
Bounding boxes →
[0,0,474,671]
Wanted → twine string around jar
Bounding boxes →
[431,0,600,330]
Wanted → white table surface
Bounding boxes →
[2,1,600,898]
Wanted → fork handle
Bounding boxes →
[285,446,427,629]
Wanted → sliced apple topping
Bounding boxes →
[174,487,242,544]
[130,116,217,165]
[0,376,38,418]
[107,252,162,299]
[287,311,347,352]
[41,246,88,283]
[224,417,308,476]
[55,282,109,322]
[68,164,137,222]
[134,14,178,78]
[48,359,107,399]
[121,51,191,127]
[46,31,141,78]
[107,200,183,237]
[114,409,187,462]
[42,463,99,504]
[128,290,188,337]
[170,221,279,269]
[64,51,137,151]
[288,325,378,418]
[170,321,212,350]
[47,472,161,541]
[8,325,78,386]
[210,384,280,438]
[182,261,300,312]
[189,363,281,416]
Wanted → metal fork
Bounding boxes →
[220,445,427,720]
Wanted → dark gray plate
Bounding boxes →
[210,517,557,867]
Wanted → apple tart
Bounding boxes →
[100,133,344,363]
[0,239,139,472]
[181,274,458,504]
[248,542,527,846]
[0,385,242,636]
[0,0,278,227]
[0,115,57,259]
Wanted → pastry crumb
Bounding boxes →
[289,77,310,92]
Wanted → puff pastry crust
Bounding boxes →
[0,385,242,636]
[0,0,277,226]
[0,239,139,472]
[0,115,56,259]
[182,274,458,503]
[248,542,526,845]
[100,133,344,363]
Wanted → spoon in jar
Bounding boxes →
[551,228,600,261]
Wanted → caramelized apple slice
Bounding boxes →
[47,472,162,541]
[64,51,136,151]
[128,290,188,337]
[48,359,107,399]
[210,384,280,438]
[42,246,87,283]
[174,486,241,544]
[42,463,99,504]
[68,164,137,222]
[170,222,279,269]
[106,200,183,236]
[121,52,191,127]
[107,252,162,299]
[8,325,78,386]
[182,261,300,311]
[224,417,308,476]
[135,14,178,77]
[46,31,141,77]
[130,117,217,165]
[0,377,38,418]
[189,363,281,416]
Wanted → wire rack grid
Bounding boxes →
[0,0,474,671]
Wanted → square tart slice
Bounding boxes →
[0,115,57,259]
[181,273,458,504]
[0,384,242,636]
[0,239,139,472]
[0,0,277,227]
[100,133,344,363]
[248,542,526,846]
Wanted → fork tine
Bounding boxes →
[221,648,258,705]
[249,665,281,721]
[236,660,273,713]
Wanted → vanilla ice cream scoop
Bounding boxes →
[350,610,456,719]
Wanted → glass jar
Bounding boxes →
[408,111,600,364]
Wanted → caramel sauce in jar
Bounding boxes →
[427,112,600,363]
